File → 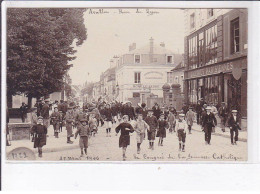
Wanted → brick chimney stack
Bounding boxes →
[160,42,165,47]
[129,43,136,51]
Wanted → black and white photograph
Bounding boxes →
[3,5,249,162]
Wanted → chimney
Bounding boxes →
[129,43,136,51]
[132,43,136,50]
[160,42,165,47]
[149,37,154,63]
[110,59,114,68]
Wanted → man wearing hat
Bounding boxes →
[185,107,196,134]
[50,107,60,138]
[226,110,241,145]
[202,106,217,145]
[75,118,90,156]
[41,99,50,129]
[176,113,188,152]
[20,102,29,123]
[65,106,75,144]
[145,109,158,150]
[218,102,229,132]
[30,116,48,157]
[195,100,203,125]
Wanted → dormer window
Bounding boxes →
[207,9,214,19]
[190,13,195,29]
[135,54,141,63]
[167,55,173,64]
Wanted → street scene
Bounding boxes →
[5,8,248,161]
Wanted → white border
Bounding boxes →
[1,1,260,190]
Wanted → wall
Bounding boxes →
[223,9,248,60]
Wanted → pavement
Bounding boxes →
[6,121,247,162]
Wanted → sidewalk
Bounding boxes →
[6,126,79,154]
[192,123,247,142]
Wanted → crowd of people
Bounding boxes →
[17,98,242,160]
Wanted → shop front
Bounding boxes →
[185,56,247,118]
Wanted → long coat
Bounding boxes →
[185,111,195,126]
[157,119,169,138]
[31,124,47,148]
[226,114,241,130]
[65,111,74,137]
[115,122,134,148]
[41,103,50,119]
[202,113,217,129]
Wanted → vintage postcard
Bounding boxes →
[3,4,249,162]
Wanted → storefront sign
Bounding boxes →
[132,84,160,89]
[144,71,163,79]
[186,58,247,79]
[232,66,242,80]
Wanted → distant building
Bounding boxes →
[115,38,183,107]
[171,61,185,93]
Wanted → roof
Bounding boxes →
[128,43,174,55]
[171,62,185,71]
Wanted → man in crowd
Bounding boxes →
[20,102,28,123]
[41,99,50,128]
[218,102,229,132]
[202,106,217,145]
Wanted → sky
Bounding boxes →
[69,8,185,85]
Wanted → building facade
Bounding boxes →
[184,9,247,119]
[116,38,183,107]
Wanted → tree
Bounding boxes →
[7,8,87,107]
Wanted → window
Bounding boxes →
[231,18,240,54]
[205,24,217,65]
[167,55,173,63]
[134,72,141,83]
[167,72,173,83]
[188,35,198,69]
[190,13,195,29]
[135,54,141,63]
[207,9,214,18]
[188,79,198,105]
[198,32,204,67]
[175,76,179,84]
[133,92,140,98]
[188,22,217,69]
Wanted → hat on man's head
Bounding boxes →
[80,118,88,123]
[232,110,238,113]
[37,116,43,120]
[122,115,129,120]
[179,114,185,117]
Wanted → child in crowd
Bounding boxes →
[133,114,149,154]
[156,113,169,146]
[115,115,134,160]
[89,112,98,137]
[30,116,48,157]
[167,110,176,133]
[176,114,188,152]
[75,118,90,156]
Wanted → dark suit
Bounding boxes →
[227,114,241,143]
[202,112,217,144]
